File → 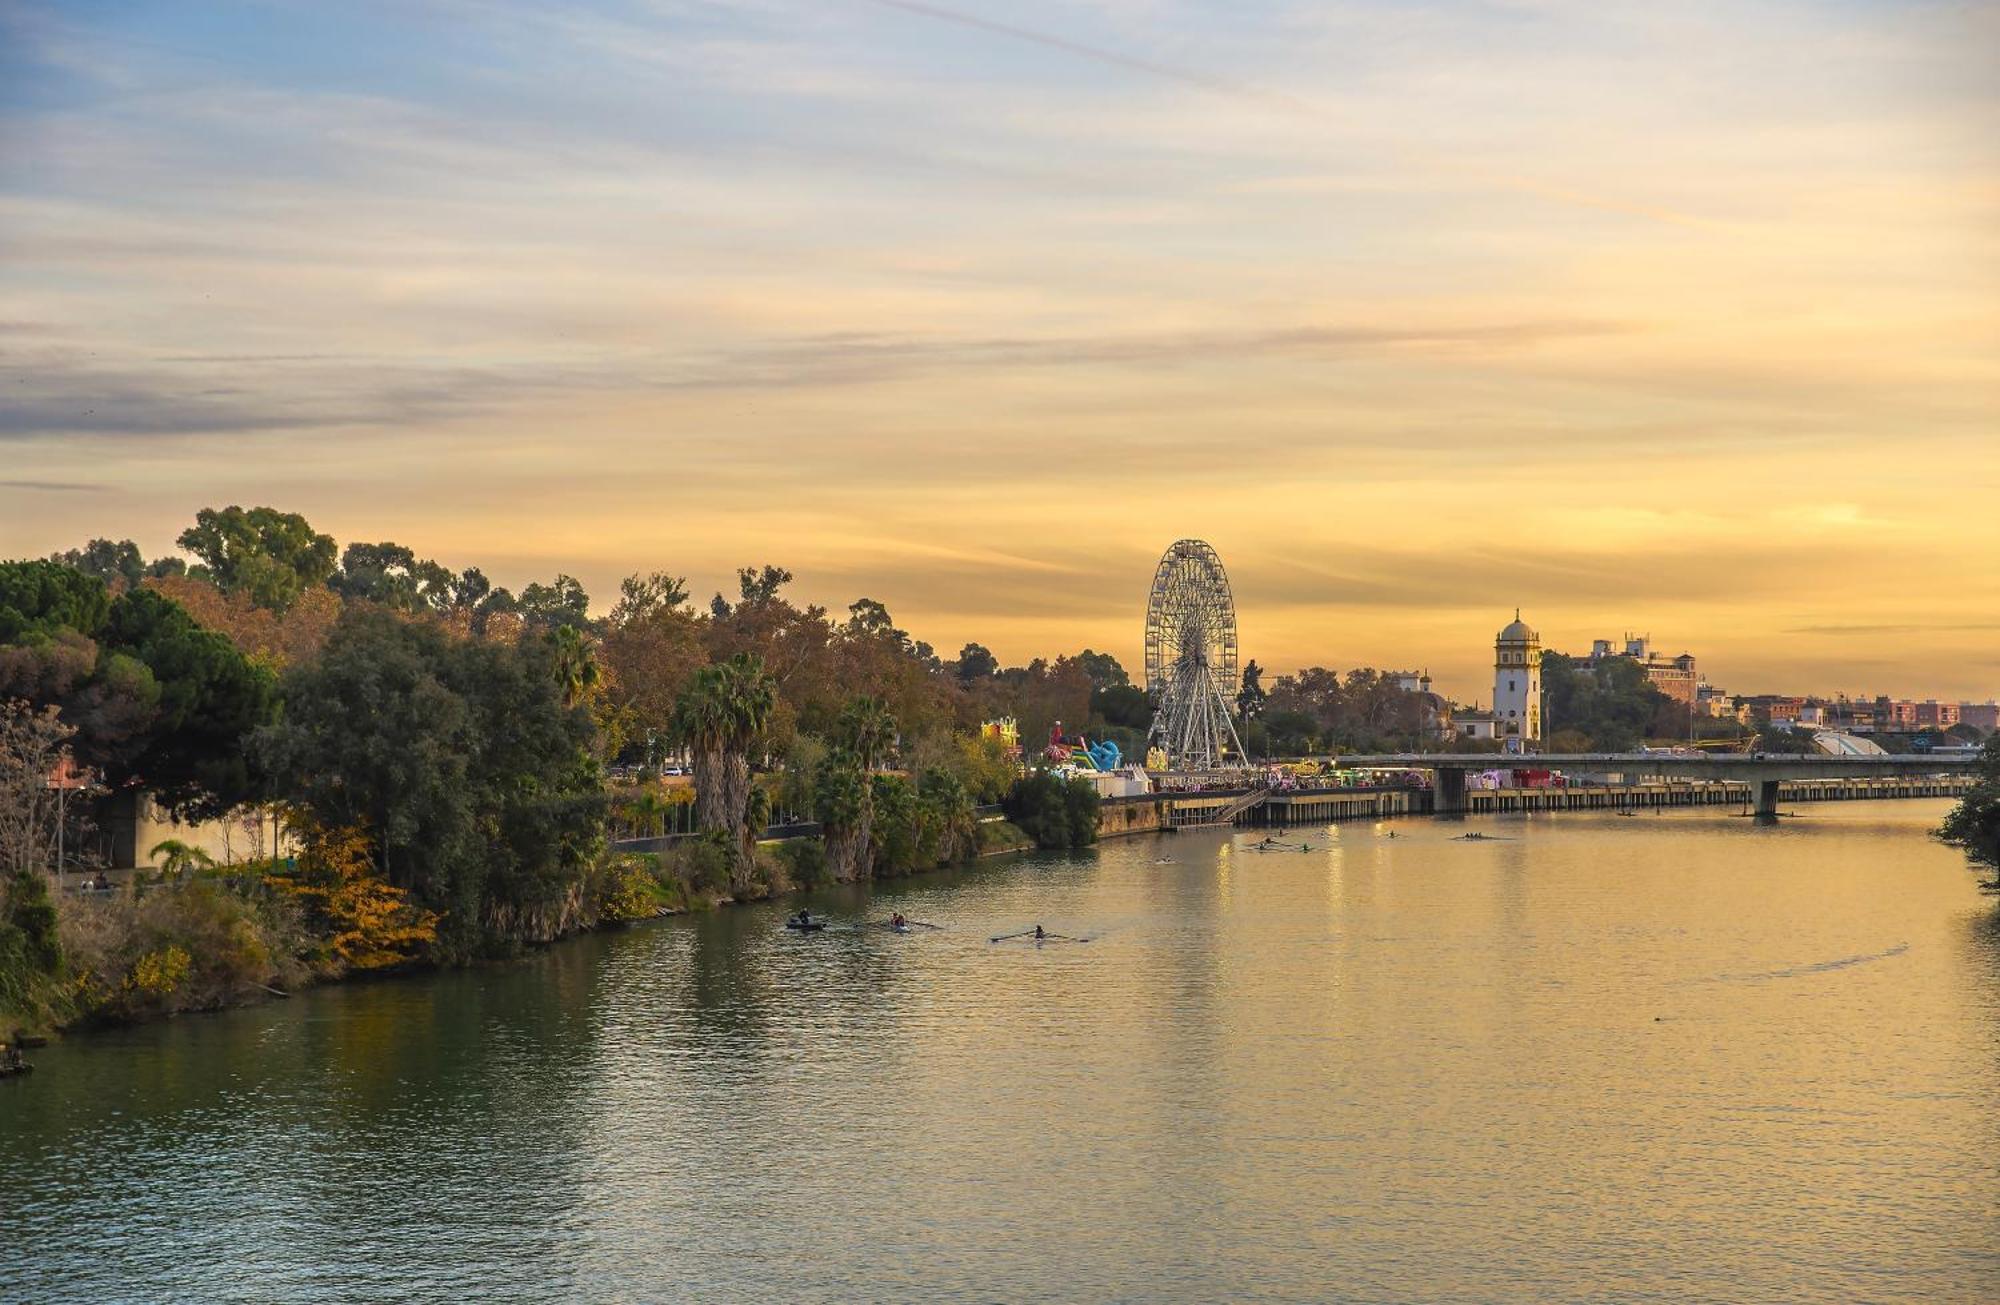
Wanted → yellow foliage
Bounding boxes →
[127,946,191,996]
[272,813,439,971]
[600,859,658,922]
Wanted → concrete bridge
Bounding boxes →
[1336,752,1982,817]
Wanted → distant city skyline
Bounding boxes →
[4,2,1996,700]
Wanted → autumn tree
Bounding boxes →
[599,572,706,766]
[272,814,439,970]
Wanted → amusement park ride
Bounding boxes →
[1144,539,1248,772]
[990,538,1254,785]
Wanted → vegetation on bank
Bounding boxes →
[0,510,1119,1037]
[1939,734,2000,885]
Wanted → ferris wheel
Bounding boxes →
[1144,540,1248,771]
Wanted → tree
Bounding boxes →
[0,560,111,643]
[954,642,998,681]
[1538,652,1668,752]
[599,577,707,766]
[329,541,457,613]
[516,575,590,630]
[0,567,276,820]
[99,588,277,818]
[1237,659,1267,720]
[834,694,897,769]
[0,700,75,877]
[255,608,603,958]
[1940,734,2000,877]
[1006,772,1100,849]
[176,506,337,613]
[736,564,792,606]
[846,598,904,643]
[271,814,438,970]
[142,574,340,669]
[608,572,690,626]
[49,539,146,590]
[814,748,871,881]
[147,838,216,879]
[671,653,778,889]
[1075,649,1129,691]
[547,625,602,710]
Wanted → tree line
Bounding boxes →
[2,508,1131,1031]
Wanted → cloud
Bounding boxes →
[1786,623,2000,636]
[0,317,1624,439]
[0,479,95,492]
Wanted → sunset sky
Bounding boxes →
[3,1,1996,703]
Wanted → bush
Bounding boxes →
[1005,772,1100,849]
[977,820,1032,855]
[665,835,735,900]
[775,837,828,889]
[594,855,665,923]
[60,880,312,1021]
[1940,734,2000,876]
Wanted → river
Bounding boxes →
[4,800,1998,1303]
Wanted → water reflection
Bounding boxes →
[5,801,1998,1302]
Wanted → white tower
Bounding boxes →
[1493,609,1542,745]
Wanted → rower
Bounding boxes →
[1033,924,1046,941]
[891,912,907,929]
[796,908,812,927]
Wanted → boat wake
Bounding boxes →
[1722,942,1909,982]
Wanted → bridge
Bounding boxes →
[1334,752,1983,817]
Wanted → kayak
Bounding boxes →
[785,919,825,932]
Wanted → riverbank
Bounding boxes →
[3,818,1041,1053]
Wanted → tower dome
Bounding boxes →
[1498,609,1536,642]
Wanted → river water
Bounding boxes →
[4,800,1998,1303]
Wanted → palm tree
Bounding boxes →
[835,695,897,770]
[817,695,899,880]
[548,625,602,709]
[742,783,772,864]
[672,653,778,876]
[627,790,668,841]
[814,749,871,882]
[148,838,214,881]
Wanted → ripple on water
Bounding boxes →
[3,802,1998,1303]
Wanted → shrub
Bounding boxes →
[596,855,663,922]
[127,945,191,997]
[60,880,312,1021]
[1005,772,1101,849]
[776,836,828,889]
[666,835,735,900]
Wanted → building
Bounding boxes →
[1825,696,1879,733]
[1589,634,1698,706]
[1493,612,1541,743]
[1386,669,1454,739]
[1914,700,1961,729]
[1454,707,1501,741]
[1698,683,1745,722]
[1740,694,1806,725]
[1878,698,1919,731]
[1386,669,1433,695]
[1960,702,1998,735]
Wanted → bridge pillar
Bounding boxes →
[1436,766,1467,815]
[1754,778,1781,819]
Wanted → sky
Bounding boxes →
[2,0,1996,704]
